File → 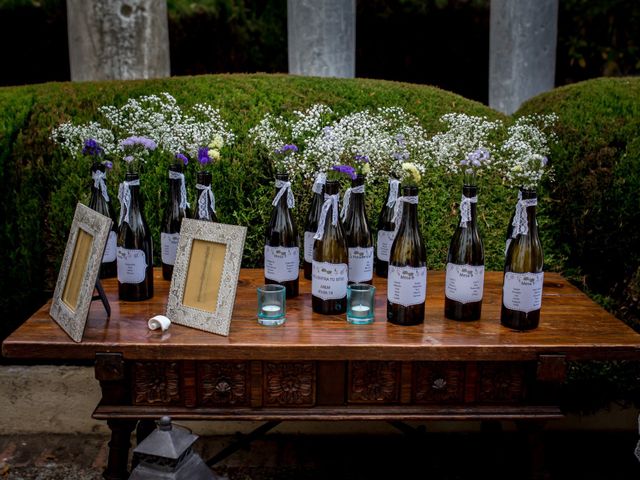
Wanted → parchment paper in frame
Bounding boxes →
[50,203,112,342]
[166,218,247,336]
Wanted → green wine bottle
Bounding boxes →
[501,189,544,330]
[312,180,348,315]
[444,184,484,321]
[265,173,300,298]
[161,164,190,280]
[194,171,218,222]
[89,162,117,279]
[303,173,326,280]
[387,185,427,326]
[375,178,400,278]
[342,174,374,284]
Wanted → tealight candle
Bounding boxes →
[261,305,282,314]
[347,284,375,325]
[257,285,286,326]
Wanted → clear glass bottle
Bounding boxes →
[376,178,400,278]
[342,174,373,285]
[312,180,349,315]
[194,171,217,222]
[265,173,300,299]
[501,189,544,330]
[387,185,427,326]
[161,164,190,281]
[444,184,484,321]
[117,172,154,301]
[89,162,117,279]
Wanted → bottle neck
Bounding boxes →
[349,175,366,212]
[197,171,212,187]
[521,189,537,232]
[124,173,141,215]
[399,186,418,232]
[168,165,183,199]
[274,173,290,209]
[462,184,478,227]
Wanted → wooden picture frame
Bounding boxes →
[166,219,247,336]
[50,203,113,342]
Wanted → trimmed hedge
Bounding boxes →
[1,73,512,339]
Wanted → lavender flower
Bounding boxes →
[332,164,357,180]
[103,160,113,169]
[82,138,104,157]
[124,155,134,163]
[175,153,189,165]
[120,136,157,150]
[198,146,210,165]
[276,144,299,154]
[354,154,370,163]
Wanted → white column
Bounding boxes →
[287,0,356,78]
[67,0,170,81]
[489,0,558,114]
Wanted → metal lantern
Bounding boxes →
[129,416,215,480]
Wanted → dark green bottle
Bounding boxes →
[387,186,427,326]
[89,162,117,279]
[117,172,154,301]
[194,171,218,222]
[501,189,544,330]
[303,174,326,280]
[161,164,190,281]
[444,185,484,321]
[342,174,373,284]
[265,173,299,298]
[376,178,400,278]
[312,180,348,315]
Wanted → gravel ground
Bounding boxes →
[1,430,639,479]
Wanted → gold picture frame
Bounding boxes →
[50,203,113,342]
[166,219,247,336]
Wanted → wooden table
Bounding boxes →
[4,269,640,479]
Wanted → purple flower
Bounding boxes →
[541,156,549,166]
[394,134,406,147]
[332,164,357,180]
[103,160,113,169]
[124,155,134,163]
[354,154,370,163]
[120,136,157,151]
[82,138,104,157]
[464,148,491,168]
[276,144,298,154]
[198,146,210,165]
[175,153,189,165]
[393,151,409,161]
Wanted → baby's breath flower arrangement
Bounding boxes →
[51,122,118,162]
[249,104,334,179]
[427,113,502,186]
[497,114,557,189]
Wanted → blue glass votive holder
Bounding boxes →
[257,284,286,326]
[347,283,376,325]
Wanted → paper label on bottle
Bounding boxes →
[502,272,544,313]
[445,263,484,304]
[377,230,396,262]
[102,231,117,263]
[304,231,316,263]
[387,265,427,307]
[161,232,180,266]
[312,261,348,300]
[348,247,374,283]
[117,247,147,284]
[264,246,300,282]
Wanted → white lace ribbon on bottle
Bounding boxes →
[393,196,419,233]
[169,170,190,210]
[340,184,365,221]
[511,191,537,238]
[272,179,295,208]
[312,172,327,194]
[314,193,340,241]
[92,170,109,203]
[387,178,400,208]
[118,178,140,226]
[459,194,478,227]
[196,183,216,218]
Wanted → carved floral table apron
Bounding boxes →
[4,269,640,479]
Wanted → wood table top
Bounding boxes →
[3,269,640,362]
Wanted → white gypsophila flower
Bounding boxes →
[497,113,557,189]
[426,113,502,180]
[51,121,118,159]
[248,104,334,179]
[303,107,430,183]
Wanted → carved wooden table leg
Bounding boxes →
[516,420,548,480]
[104,419,137,480]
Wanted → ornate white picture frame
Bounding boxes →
[166,219,247,336]
[50,203,112,342]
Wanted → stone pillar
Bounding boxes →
[287,0,356,78]
[66,0,170,81]
[489,0,558,114]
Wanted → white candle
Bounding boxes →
[262,305,282,314]
[351,304,370,315]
